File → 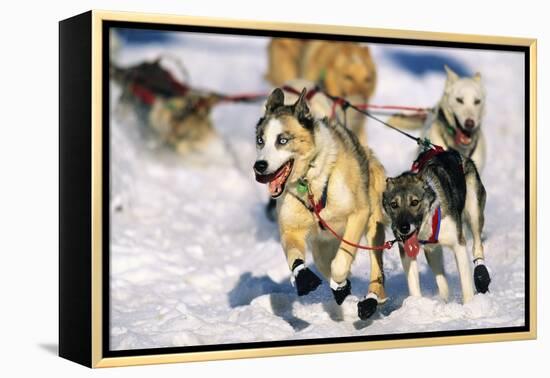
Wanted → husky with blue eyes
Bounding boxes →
[253,87,387,320]
[390,65,487,171]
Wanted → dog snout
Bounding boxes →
[254,160,268,173]
[465,118,475,129]
[399,224,410,235]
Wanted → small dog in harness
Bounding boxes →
[383,147,491,304]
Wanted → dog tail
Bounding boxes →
[386,112,427,130]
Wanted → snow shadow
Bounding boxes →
[228,265,456,331]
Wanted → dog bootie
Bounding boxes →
[474,260,491,294]
[291,260,322,296]
[330,279,351,305]
[357,293,379,320]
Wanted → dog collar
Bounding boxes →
[291,177,329,229]
[296,177,329,213]
[437,108,458,137]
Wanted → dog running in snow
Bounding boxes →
[253,88,387,320]
[389,66,487,171]
[383,148,491,304]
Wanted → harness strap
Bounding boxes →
[308,192,395,251]
[411,145,445,173]
[281,85,319,101]
[130,83,155,105]
[305,190,395,251]
[419,206,442,245]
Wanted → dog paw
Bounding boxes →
[292,261,322,296]
[474,263,491,294]
[330,279,351,305]
[265,199,277,222]
[357,296,378,320]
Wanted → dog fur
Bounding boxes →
[389,66,487,171]
[383,149,490,303]
[266,39,377,144]
[254,88,387,319]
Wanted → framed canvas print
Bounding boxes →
[59,10,537,368]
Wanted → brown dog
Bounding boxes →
[266,39,377,144]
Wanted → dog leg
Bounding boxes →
[282,228,321,296]
[330,210,368,305]
[399,243,422,297]
[311,238,339,280]
[358,220,386,320]
[424,245,450,301]
[452,242,475,303]
[463,160,490,293]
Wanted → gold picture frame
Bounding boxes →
[59,10,537,368]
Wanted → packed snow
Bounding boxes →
[109,31,526,350]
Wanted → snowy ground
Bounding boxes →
[109,31,526,351]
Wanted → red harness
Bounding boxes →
[281,85,320,101]
[281,85,345,121]
[410,145,445,173]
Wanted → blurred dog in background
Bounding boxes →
[266,39,377,145]
[111,58,218,157]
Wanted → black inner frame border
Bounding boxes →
[101,19,531,359]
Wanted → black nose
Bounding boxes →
[254,160,268,173]
[465,118,475,129]
[399,224,410,234]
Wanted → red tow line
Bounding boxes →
[306,192,395,251]
[355,103,430,113]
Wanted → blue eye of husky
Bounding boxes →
[278,136,289,145]
[257,136,264,145]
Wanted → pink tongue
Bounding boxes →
[455,129,472,145]
[404,233,420,258]
[268,179,280,195]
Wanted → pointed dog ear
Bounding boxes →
[444,65,459,83]
[473,72,482,82]
[293,88,311,118]
[265,88,285,113]
[385,177,395,188]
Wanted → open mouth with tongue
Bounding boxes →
[255,160,294,198]
[454,126,473,145]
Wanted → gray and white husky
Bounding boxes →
[390,66,487,171]
[383,149,491,303]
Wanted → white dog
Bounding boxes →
[391,65,487,171]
